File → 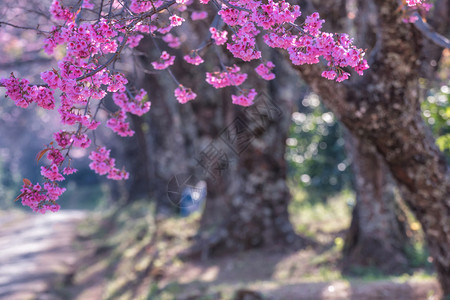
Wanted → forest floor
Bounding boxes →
[56,193,442,300]
[0,190,443,300]
[0,209,85,300]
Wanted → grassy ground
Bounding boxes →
[56,187,441,300]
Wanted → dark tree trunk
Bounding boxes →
[300,0,413,277]
[343,132,410,274]
[121,114,153,204]
[293,0,450,294]
[221,93,297,250]
[192,53,307,255]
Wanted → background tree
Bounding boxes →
[343,132,411,274]
[294,0,450,294]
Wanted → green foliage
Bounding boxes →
[289,185,353,248]
[286,93,352,202]
[436,134,450,152]
[421,84,450,159]
[345,266,385,281]
[404,241,433,269]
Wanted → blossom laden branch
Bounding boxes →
[0,21,50,34]
[1,0,371,213]
[76,35,129,82]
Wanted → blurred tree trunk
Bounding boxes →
[343,133,410,274]
[120,114,153,204]
[219,99,298,250]
[114,37,198,212]
[294,0,450,294]
[133,23,305,253]
[301,0,413,276]
[192,53,306,255]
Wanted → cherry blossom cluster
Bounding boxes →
[0,75,55,109]
[406,0,426,7]
[227,23,261,61]
[130,0,155,14]
[1,1,141,212]
[152,51,176,70]
[184,52,204,65]
[402,0,432,23]
[232,89,257,107]
[49,0,73,22]
[0,0,374,213]
[210,27,228,45]
[174,85,197,103]
[216,1,369,81]
[89,147,129,180]
[107,111,135,137]
[191,11,208,21]
[163,34,181,48]
[206,65,247,88]
[170,15,185,27]
[41,164,65,182]
[15,142,73,213]
[113,90,151,116]
[19,181,65,213]
[255,62,276,81]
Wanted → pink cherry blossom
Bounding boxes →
[162,34,181,48]
[0,0,372,213]
[41,164,65,181]
[107,111,135,137]
[206,65,247,88]
[184,53,204,65]
[63,167,78,175]
[321,70,337,80]
[232,89,257,107]
[255,61,276,80]
[152,51,176,70]
[210,27,228,45]
[89,147,128,180]
[170,15,185,27]
[191,11,208,21]
[174,85,197,103]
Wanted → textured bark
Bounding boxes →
[221,90,297,250]
[189,52,306,255]
[294,0,450,295]
[343,132,410,274]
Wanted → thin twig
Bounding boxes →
[0,21,50,33]
[108,0,114,19]
[98,0,105,20]
[217,0,251,13]
[412,12,450,49]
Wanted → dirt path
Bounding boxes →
[0,210,86,300]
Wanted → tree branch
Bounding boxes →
[413,12,450,49]
[0,21,49,33]
[76,35,129,82]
